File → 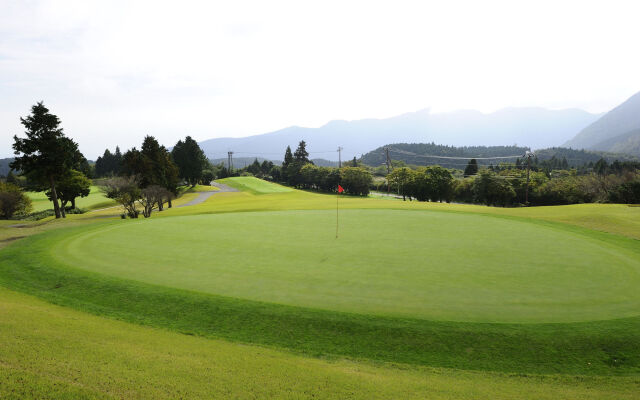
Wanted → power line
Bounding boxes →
[387,147,525,160]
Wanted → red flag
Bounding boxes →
[338,185,344,193]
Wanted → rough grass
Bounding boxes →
[217,176,293,194]
[46,210,640,323]
[181,184,220,193]
[2,288,638,400]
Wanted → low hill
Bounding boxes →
[199,108,600,162]
[564,90,640,152]
[589,128,640,157]
[361,143,639,169]
[361,144,530,168]
[0,158,14,177]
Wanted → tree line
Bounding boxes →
[386,158,640,206]
[2,103,217,219]
[233,141,373,196]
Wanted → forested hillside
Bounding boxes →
[361,143,638,168]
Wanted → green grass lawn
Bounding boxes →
[217,176,293,194]
[46,210,640,323]
[3,287,637,400]
[2,177,640,397]
[26,185,115,212]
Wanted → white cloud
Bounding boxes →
[1,0,640,158]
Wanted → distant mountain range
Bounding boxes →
[564,91,640,156]
[199,108,601,162]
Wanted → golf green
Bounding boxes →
[50,209,640,323]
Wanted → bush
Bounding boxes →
[0,182,32,219]
[609,180,640,204]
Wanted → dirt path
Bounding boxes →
[176,182,238,208]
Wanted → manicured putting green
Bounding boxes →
[51,210,640,323]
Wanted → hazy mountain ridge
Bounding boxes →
[563,91,640,151]
[199,108,601,162]
[589,129,640,157]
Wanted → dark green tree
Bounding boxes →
[94,147,123,177]
[293,140,310,164]
[171,136,208,186]
[11,102,85,218]
[351,157,358,167]
[46,169,91,212]
[464,159,479,176]
[281,146,294,182]
[340,167,373,196]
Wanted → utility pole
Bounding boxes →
[227,151,234,174]
[384,147,392,194]
[337,146,343,168]
[524,151,534,206]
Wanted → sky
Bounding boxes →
[2,0,640,159]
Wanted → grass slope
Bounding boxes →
[3,288,638,400]
[1,225,640,375]
[48,210,640,323]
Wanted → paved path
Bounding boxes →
[176,182,238,208]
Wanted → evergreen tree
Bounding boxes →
[464,159,479,176]
[171,136,208,186]
[293,140,310,164]
[11,102,85,218]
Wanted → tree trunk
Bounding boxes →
[158,199,164,211]
[60,200,67,218]
[168,198,172,208]
[49,176,62,219]
[71,197,76,209]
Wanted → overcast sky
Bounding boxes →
[2,0,640,159]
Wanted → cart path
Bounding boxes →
[176,182,238,208]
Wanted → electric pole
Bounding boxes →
[524,151,534,206]
[337,146,343,168]
[384,147,393,194]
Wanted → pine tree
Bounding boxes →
[464,159,479,176]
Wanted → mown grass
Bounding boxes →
[48,210,640,323]
[160,186,640,239]
[217,176,293,194]
[26,185,115,212]
[2,287,638,400]
[1,225,639,376]
[2,177,640,397]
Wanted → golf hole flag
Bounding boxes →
[336,185,343,238]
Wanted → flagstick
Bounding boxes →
[336,190,339,238]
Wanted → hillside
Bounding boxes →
[564,91,640,151]
[199,108,600,162]
[361,143,639,168]
[0,158,14,177]
[589,128,640,156]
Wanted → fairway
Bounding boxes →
[27,185,115,212]
[48,209,640,323]
[217,176,293,194]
